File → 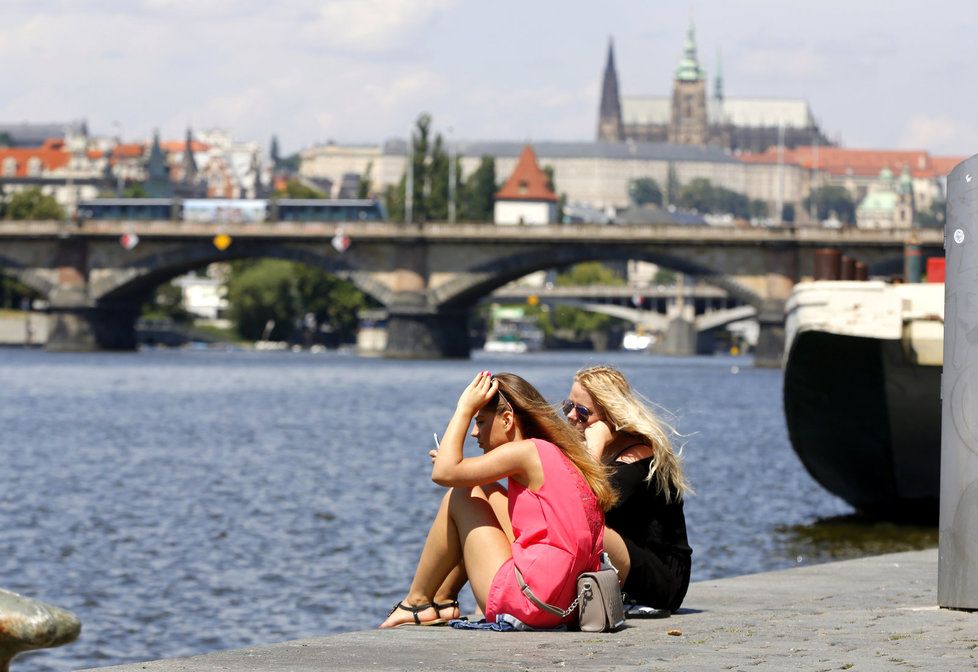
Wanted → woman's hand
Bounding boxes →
[584,419,614,460]
[455,370,497,417]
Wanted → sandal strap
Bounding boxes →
[388,601,433,625]
[432,599,459,611]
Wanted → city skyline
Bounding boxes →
[1,0,974,157]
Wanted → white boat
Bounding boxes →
[483,306,544,354]
[782,280,943,521]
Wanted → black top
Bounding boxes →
[606,456,692,610]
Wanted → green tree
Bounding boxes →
[225,260,373,342]
[358,161,373,199]
[460,156,496,221]
[665,162,680,207]
[803,185,856,225]
[541,165,565,222]
[0,132,12,147]
[547,262,625,339]
[123,183,148,198]
[385,113,452,223]
[142,282,193,323]
[629,177,664,206]
[677,178,751,218]
[275,178,327,199]
[916,198,946,228]
[3,187,65,220]
[555,261,625,287]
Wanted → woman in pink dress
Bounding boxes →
[379,371,618,629]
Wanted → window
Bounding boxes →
[27,157,42,176]
[2,157,15,176]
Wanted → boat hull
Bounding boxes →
[783,329,941,521]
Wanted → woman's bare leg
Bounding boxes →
[379,486,511,628]
[603,526,632,586]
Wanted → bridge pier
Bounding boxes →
[753,301,786,368]
[384,307,470,359]
[654,316,698,356]
[46,301,139,352]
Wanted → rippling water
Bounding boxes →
[0,349,936,670]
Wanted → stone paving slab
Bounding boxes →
[84,548,977,671]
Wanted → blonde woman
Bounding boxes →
[380,371,617,629]
[563,365,692,613]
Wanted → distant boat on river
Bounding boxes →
[782,280,943,522]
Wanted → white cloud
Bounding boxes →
[736,47,828,78]
[899,115,978,156]
[303,0,456,52]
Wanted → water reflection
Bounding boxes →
[778,514,938,566]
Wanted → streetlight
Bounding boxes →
[448,126,456,224]
[112,121,125,195]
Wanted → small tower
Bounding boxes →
[597,38,625,143]
[182,127,197,184]
[896,165,916,228]
[668,20,708,145]
[494,145,559,225]
[145,129,173,198]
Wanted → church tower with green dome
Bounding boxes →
[668,19,708,145]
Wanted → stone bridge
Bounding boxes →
[0,220,943,364]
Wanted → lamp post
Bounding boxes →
[112,121,125,195]
[448,126,456,224]
[405,125,413,224]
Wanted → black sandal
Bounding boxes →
[432,599,460,619]
[388,601,446,627]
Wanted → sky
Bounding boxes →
[1,0,975,157]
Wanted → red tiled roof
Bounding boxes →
[112,143,146,160]
[161,140,210,153]
[496,145,558,202]
[0,147,69,177]
[740,146,966,179]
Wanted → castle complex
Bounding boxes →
[598,23,832,153]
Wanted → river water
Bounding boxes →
[0,348,937,670]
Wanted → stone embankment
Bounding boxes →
[83,548,976,671]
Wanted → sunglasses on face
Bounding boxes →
[561,400,592,423]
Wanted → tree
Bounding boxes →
[142,282,193,323]
[358,161,373,199]
[917,198,946,228]
[385,113,451,223]
[803,185,856,225]
[123,183,148,198]
[555,261,626,287]
[541,165,565,222]
[677,178,751,218]
[274,178,327,199]
[460,156,496,221]
[3,187,65,220]
[225,260,373,342]
[665,162,680,207]
[629,177,664,206]
[548,262,625,339]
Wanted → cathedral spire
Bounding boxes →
[597,37,624,143]
[714,48,724,102]
[675,19,705,82]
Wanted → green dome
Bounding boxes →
[675,21,705,82]
[857,190,899,213]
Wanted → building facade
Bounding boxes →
[598,22,833,153]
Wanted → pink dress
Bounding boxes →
[485,438,605,628]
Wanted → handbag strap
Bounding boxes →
[513,566,579,618]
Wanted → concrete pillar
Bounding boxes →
[46,302,139,351]
[939,154,978,610]
[754,244,799,368]
[654,315,697,356]
[384,301,470,359]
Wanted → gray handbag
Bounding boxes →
[514,554,625,632]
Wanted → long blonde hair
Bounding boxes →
[575,365,692,503]
[492,373,618,511]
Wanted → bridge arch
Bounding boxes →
[432,244,764,311]
[92,242,391,306]
[0,255,56,298]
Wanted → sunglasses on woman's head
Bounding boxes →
[561,400,591,422]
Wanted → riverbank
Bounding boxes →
[81,548,974,671]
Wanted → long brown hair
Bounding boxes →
[575,365,692,503]
[492,373,618,511]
